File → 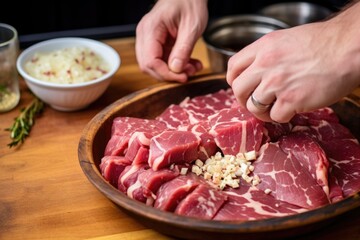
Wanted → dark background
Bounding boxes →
[1,0,349,49]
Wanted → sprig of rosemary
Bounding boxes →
[6,96,45,148]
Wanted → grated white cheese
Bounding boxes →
[195,159,204,167]
[244,150,257,161]
[191,151,261,190]
[192,165,202,176]
[252,175,261,186]
[180,167,188,175]
[264,189,272,194]
[24,46,110,84]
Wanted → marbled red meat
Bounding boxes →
[279,132,330,197]
[175,184,227,219]
[125,132,151,164]
[180,122,218,161]
[104,118,166,156]
[208,107,264,155]
[294,120,355,142]
[321,139,360,197]
[264,121,292,142]
[156,104,190,129]
[117,164,149,193]
[328,174,344,202]
[154,174,200,211]
[136,168,179,205]
[99,89,360,221]
[252,142,330,209]
[99,156,131,188]
[290,107,339,126]
[179,89,236,124]
[214,185,306,221]
[149,130,200,170]
[290,115,360,201]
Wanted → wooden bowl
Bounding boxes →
[78,73,360,240]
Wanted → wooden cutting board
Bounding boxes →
[1,37,360,240]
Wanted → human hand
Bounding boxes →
[136,0,208,82]
[227,3,360,123]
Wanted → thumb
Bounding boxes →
[169,32,198,73]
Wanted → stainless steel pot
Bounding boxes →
[203,15,289,73]
[258,2,333,27]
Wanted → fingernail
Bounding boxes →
[184,66,195,77]
[187,67,196,76]
[195,61,203,71]
[170,58,183,73]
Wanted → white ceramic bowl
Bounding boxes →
[16,37,121,111]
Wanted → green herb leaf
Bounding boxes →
[6,95,45,148]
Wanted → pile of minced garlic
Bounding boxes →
[190,151,261,190]
[24,46,110,84]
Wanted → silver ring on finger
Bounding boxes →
[250,93,272,111]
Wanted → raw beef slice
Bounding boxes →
[180,122,218,161]
[104,117,166,156]
[125,132,152,164]
[156,104,191,129]
[209,107,264,155]
[175,184,227,220]
[320,139,360,197]
[214,185,306,221]
[179,89,236,124]
[100,156,131,188]
[154,174,200,211]
[137,168,179,205]
[252,142,329,209]
[149,131,201,170]
[279,132,330,197]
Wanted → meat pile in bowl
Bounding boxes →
[99,88,360,221]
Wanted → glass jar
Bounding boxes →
[0,23,20,112]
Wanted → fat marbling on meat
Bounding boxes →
[208,107,264,155]
[99,89,360,221]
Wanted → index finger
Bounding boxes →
[226,41,258,87]
[136,27,188,82]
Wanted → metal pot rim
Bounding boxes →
[203,14,290,54]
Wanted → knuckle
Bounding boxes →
[261,30,282,43]
[279,90,306,107]
[139,60,157,74]
[271,114,287,123]
[145,60,159,71]
[270,109,294,123]
[255,33,285,68]
[227,55,236,70]
[226,73,234,86]
[263,71,287,87]
[256,50,281,68]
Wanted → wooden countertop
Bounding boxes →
[1,37,359,240]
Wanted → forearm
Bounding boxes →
[327,1,360,87]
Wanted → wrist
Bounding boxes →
[326,2,360,89]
